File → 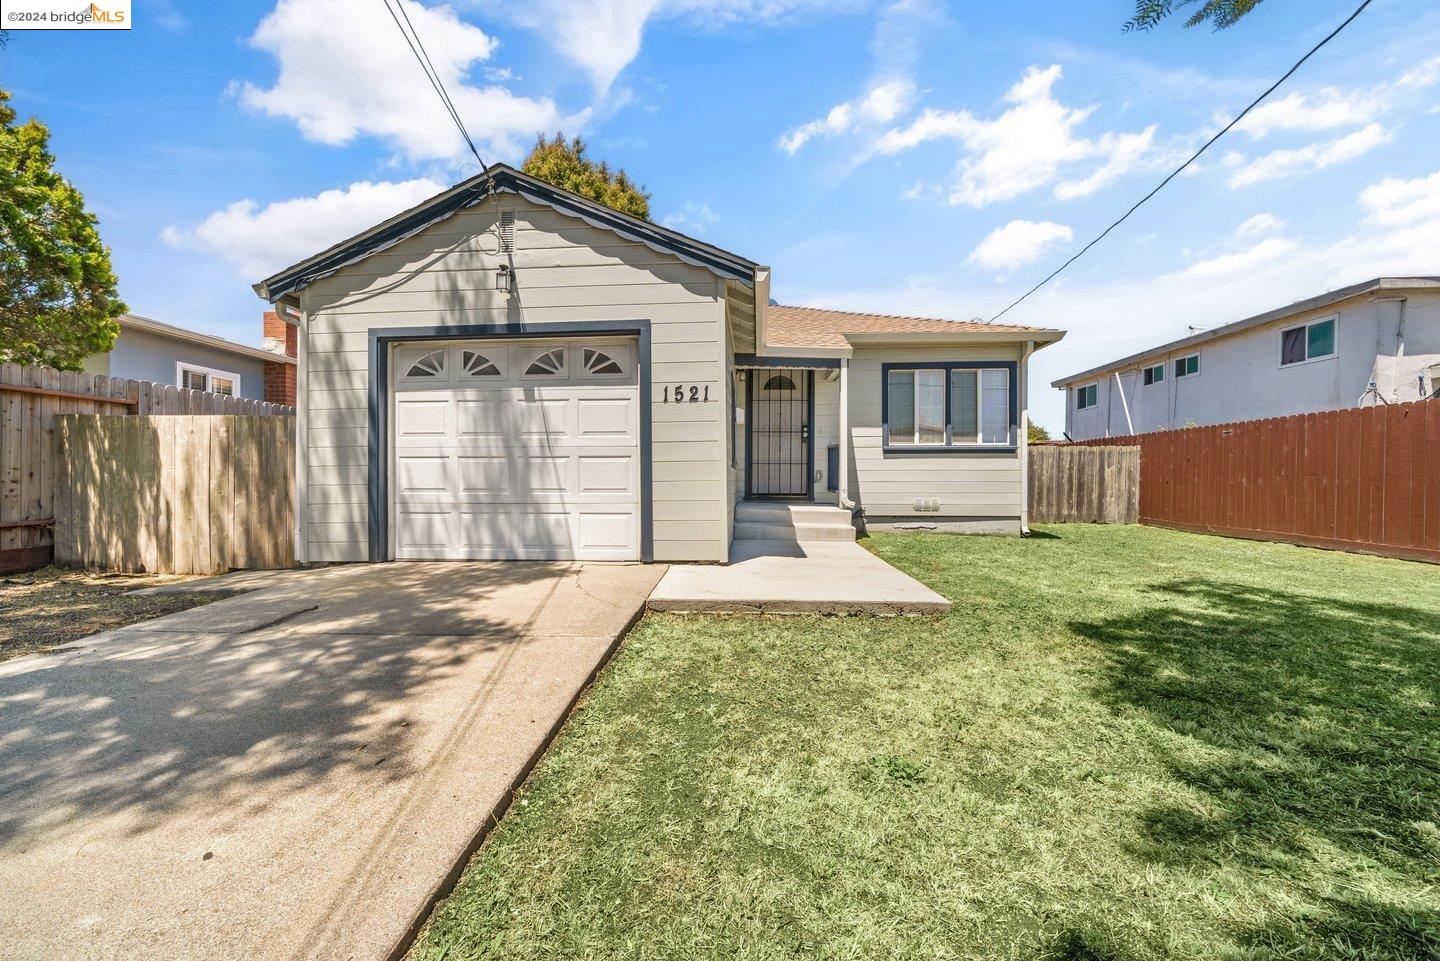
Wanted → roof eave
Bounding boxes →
[120,314,296,366]
[842,329,1065,347]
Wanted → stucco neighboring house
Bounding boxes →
[83,311,298,405]
[1053,277,1440,441]
[252,164,1064,565]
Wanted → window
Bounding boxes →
[461,350,500,377]
[404,350,446,378]
[762,373,796,391]
[1280,316,1336,366]
[177,363,241,396]
[1076,384,1098,410]
[885,364,1013,449]
[1142,363,1165,386]
[583,348,624,376]
[1174,354,1200,378]
[524,347,566,377]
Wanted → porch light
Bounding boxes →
[496,263,513,292]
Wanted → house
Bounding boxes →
[83,311,298,405]
[252,165,1064,565]
[1053,277,1440,441]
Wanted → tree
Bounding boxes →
[1028,422,1052,445]
[0,89,123,371]
[521,133,651,219]
[1124,0,1264,32]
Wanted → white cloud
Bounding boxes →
[496,0,854,92]
[1227,123,1391,188]
[236,0,578,163]
[969,220,1073,273]
[1234,89,1375,139]
[1236,212,1284,236]
[1177,237,1296,280]
[161,178,445,279]
[1360,170,1440,227]
[779,78,916,153]
[874,65,1155,207]
[660,199,718,235]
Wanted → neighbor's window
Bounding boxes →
[1142,363,1165,386]
[178,363,240,396]
[1076,383,1098,410]
[1174,354,1200,378]
[1281,317,1336,366]
[886,366,1011,448]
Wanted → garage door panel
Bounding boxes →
[391,336,640,561]
[397,456,449,494]
[456,456,510,495]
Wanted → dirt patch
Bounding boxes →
[0,567,227,661]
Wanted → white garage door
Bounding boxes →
[390,337,640,561]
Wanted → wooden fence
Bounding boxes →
[0,362,292,572]
[54,415,296,574]
[1029,445,1140,524]
[1072,399,1440,563]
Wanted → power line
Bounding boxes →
[990,0,1375,323]
[379,0,489,175]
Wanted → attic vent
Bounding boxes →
[498,211,515,253]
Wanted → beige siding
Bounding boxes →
[298,196,730,563]
[811,371,840,501]
[847,345,1023,518]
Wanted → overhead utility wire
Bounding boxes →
[379,0,489,176]
[990,0,1376,322]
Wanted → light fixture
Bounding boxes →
[496,263,513,292]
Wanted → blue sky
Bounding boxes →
[6,0,1440,430]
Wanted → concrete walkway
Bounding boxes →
[648,539,951,614]
[0,561,663,961]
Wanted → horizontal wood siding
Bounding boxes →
[299,197,730,563]
[847,345,1023,517]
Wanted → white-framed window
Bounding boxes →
[1280,315,1336,367]
[1174,354,1200,378]
[1142,363,1165,387]
[885,365,1013,448]
[177,362,240,396]
[1076,383,1098,410]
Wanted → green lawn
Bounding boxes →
[412,526,1440,961]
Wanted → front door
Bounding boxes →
[747,368,812,498]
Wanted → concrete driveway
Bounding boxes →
[0,561,663,961]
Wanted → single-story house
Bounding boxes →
[253,165,1064,564]
[83,311,298,404]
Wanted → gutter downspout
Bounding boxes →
[837,358,857,515]
[286,298,309,566]
[1020,340,1035,535]
[1113,370,1135,435]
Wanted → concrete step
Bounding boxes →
[733,520,856,543]
[734,501,854,527]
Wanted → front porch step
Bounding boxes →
[735,501,853,526]
[733,521,856,543]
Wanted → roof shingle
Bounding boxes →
[764,305,1054,349]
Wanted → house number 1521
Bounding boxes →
[663,385,710,403]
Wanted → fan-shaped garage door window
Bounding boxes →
[525,348,566,377]
[461,350,501,378]
[405,350,446,379]
[763,374,797,391]
[583,348,623,376]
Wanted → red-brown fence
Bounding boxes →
[1070,400,1440,564]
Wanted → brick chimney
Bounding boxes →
[262,310,298,406]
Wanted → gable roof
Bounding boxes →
[253,164,761,302]
[1051,276,1440,389]
[764,305,1063,350]
[120,313,295,366]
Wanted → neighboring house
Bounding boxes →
[1054,277,1440,441]
[83,312,298,405]
[252,164,1064,565]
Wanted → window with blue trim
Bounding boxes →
[885,365,1013,448]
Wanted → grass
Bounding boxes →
[411,526,1440,961]
[0,566,225,660]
